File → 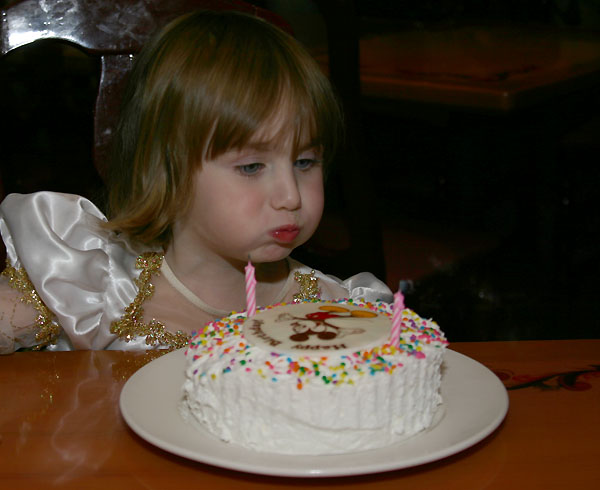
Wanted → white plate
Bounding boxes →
[120,348,508,477]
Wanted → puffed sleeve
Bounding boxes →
[289,258,393,304]
[340,272,394,303]
[0,192,145,351]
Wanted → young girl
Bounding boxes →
[0,10,391,354]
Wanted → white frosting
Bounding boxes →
[180,300,447,455]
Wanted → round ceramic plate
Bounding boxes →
[120,348,508,477]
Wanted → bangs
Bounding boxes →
[207,88,320,161]
[176,12,341,165]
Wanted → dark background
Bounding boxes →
[1,0,598,341]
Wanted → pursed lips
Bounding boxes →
[270,225,300,243]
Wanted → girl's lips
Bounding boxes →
[270,225,300,243]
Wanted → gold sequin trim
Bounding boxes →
[293,270,322,302]
[110,252,189,351]
[1,261,61,350]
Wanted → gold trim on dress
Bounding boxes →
[1,260,61,350]
[110,252,189,351]
[293,270,322,302]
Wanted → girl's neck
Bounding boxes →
[163,246,289,312]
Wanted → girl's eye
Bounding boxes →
[236,163,264,176]
[294,158,320,171]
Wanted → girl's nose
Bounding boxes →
[271,167,301,210]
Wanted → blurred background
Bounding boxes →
[1,0,599,341]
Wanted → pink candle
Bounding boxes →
[389,289,405,346]
[245,258,257,317]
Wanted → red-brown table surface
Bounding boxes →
[313,25,600,111]
[1,340,599,489]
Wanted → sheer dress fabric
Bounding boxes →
[0,192,392,354]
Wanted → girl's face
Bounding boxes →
[173,130,325,266]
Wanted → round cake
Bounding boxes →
[180,299,448,455]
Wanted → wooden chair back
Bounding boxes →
[0,0,290,180]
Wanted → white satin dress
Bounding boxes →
[0,192,392,354]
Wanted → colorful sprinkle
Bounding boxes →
[184,299,448,389]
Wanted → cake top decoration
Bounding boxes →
[243,302,390,355]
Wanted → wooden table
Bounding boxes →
[1,340,599,488]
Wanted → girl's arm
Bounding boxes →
[0,273,58,353]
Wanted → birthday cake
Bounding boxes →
[180,299,448,455]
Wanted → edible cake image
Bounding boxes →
[180,292,449,455]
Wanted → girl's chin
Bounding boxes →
[249,245,295,263]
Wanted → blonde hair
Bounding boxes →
[106,10,342,248]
